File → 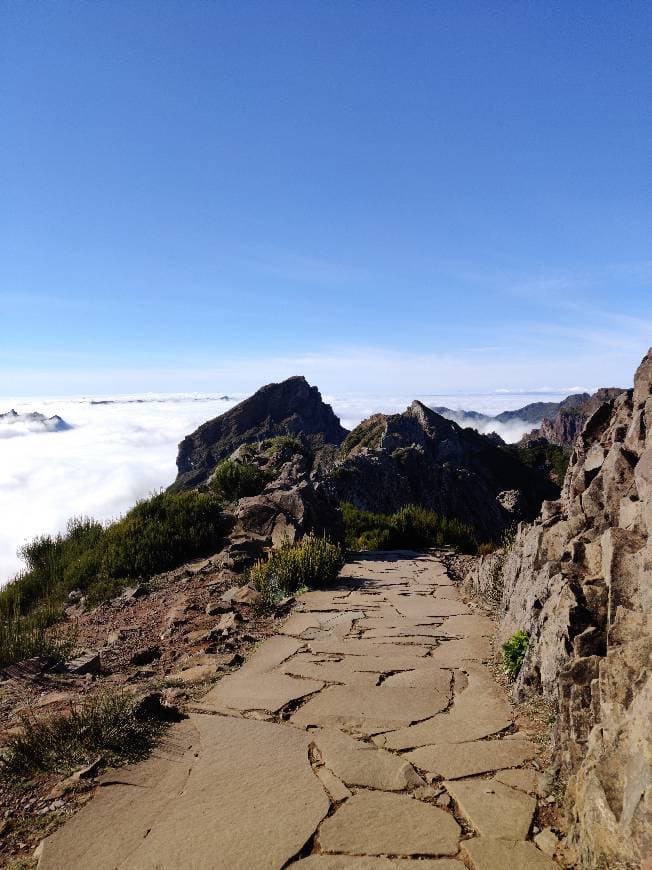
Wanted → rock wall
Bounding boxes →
[487,349,651,869]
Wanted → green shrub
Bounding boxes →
[341,503,478,553]
[502,630,529,679]
[250,535,345,605]
[262,435,306,457]
[0,691,164,779]
[210,460,271,502]
[101,490,227,579]
[0,492,228,654]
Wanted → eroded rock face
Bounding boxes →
[521,388,625,447]
[330,401,557,540]
[490,348,652,870]
[173,376,347,490]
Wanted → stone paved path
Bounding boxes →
[39,553,560,870]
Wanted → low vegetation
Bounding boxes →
[502,629,530,679]
[0,691,164,779]
[509,443,571,484]
[0,602,76,670]
[341,503,478,553]
[209,459,271,501]
[250,535,345,604]
[340,416,385,458]
[0,492,229,666]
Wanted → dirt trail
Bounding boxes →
[38,553,560,870]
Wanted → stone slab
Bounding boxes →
[392,597,471,619]
[381,667,453,694]
[199,671,323,713]
[460,838,559,869]
[281,655,381,685]
[292,683,449,734]
[318,790,460,857]
[445,778,536,840]
[292,858,464,869]
[39,715,329,870]
[405,736,537,779]
[380,669,512,750]
[435,615,495,638]
[312,728,424,791]
[493,767,538,793]
[426,635,493,665]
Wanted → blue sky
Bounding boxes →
[1,0,651,396]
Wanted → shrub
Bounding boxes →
[101,490,227,579]
[0,492,229,653]
[210,460,271,502]
[341,503,478,553]
[250,535,345,605]
[0,691,164,779]
[502,630,529,679]
[262,435,306,457]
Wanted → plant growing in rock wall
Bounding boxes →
[502,630,529,680]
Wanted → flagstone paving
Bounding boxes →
[38,552,560,869]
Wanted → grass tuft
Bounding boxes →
[0,691,164,779]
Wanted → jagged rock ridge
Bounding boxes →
[330,400,558,541]
[521,388,625,447]
[173,376,347,490]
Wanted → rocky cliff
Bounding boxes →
[173,376,347,490]
[522,388,625,447]
[329,400,558,542]
[472,349,651,869]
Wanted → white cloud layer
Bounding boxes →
[0,389,574,584]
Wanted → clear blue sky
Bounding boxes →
[2,1,651,396]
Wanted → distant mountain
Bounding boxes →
[520,388,625,446]
[0,409,71,436]
[431,389,625,446]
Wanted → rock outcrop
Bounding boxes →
[173,376,347,490]
[479,349,651,869]
[521,388,625,447]
[222,440,343,567]
[329,401,558,542]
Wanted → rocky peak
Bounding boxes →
[173,376,347,490]
[331,401,558,541]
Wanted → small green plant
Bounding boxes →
[250,535,345,605]
[502,630,529,680]
[0,691,164,779]
[341,503,478,553]
[210,460,271,502]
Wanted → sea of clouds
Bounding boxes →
[0,390,568,583]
